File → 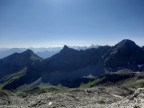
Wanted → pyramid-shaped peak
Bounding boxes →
[63,45,69,49]
[59,45,78,54]
[61,45,70,51]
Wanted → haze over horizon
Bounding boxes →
[0,0,144,48]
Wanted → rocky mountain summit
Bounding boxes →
[103,39,144,72]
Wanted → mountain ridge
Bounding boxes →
[0,39,144,90]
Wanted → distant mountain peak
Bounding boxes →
[18,49,42,61]
[24,49,33,53]
[60,45,71,52]
[21,49,35,56]
[103,39,144,69]
[63,45,69,49]
[115,39,137,48]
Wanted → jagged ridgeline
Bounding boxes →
[0,39,144,90]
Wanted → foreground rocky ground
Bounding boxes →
[0,87,144,108]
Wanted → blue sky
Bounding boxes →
[0,0,144,48]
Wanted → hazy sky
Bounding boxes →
[0,0,144,48]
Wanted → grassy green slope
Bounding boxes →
[80,72,144,88]
[0,67,27,89]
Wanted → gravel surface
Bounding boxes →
[1,87,144,108]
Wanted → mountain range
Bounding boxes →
[0,39,144,90]
[0,45,98,59]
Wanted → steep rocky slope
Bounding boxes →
[37,45,110,86]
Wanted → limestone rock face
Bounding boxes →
[107,88,144,108]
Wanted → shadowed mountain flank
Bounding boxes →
[103,39,144,72]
